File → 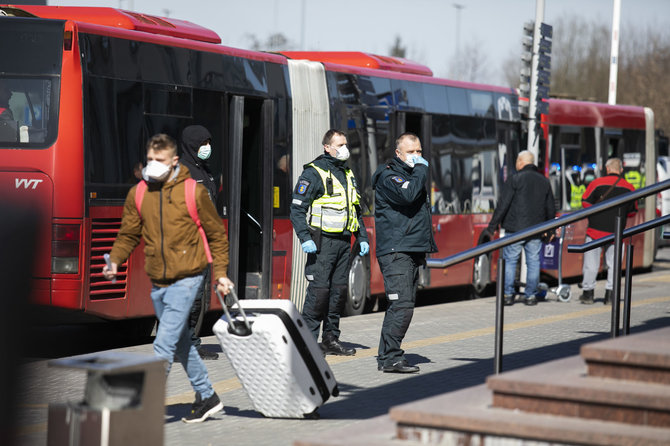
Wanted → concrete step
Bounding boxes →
[294,415,424,446]
[389,383,670,446]
[581,326,670,385]
[487,355,670,427]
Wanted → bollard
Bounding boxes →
[47,351,167,446]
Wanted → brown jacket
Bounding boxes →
[110,164,229,286]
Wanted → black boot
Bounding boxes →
[603,289,612,305]
[579,289,594,304]
[320,335,356,356]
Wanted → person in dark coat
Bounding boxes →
[486,150,556,306]
[179,125,220,360]
[372,132,437,373]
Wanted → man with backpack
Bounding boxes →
[103,133,234,423]
[578,157,637,304]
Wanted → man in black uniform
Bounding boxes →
[290,129,369,356]
[179,125,220,360]
[372,132,437,373]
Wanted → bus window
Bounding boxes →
[468,90,494,118]
[430,114,498,214]
[0,78,58,147]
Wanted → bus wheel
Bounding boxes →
[472,252,492,298]
[344,254,370,316]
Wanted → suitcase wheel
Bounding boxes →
[332,385,339,397]
[304,409,320,420]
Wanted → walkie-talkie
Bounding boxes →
[326,175,334,195]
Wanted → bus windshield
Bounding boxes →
[0,18,63,149]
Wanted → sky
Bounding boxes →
[46,0,668,86]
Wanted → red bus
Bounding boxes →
[0,5,524,330]
[0,6,655,332]
[539,99,656,280]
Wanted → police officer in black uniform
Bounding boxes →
[372,132,436,373]
[290,129,369,356]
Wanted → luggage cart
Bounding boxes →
[539,225,571,302]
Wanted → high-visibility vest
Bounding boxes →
[308,163,360,233]
[570,184,585,209]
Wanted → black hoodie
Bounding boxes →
[179,125,218,202]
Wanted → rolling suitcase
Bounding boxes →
[213,288,339,418]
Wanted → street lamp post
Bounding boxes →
[453,3,464,58]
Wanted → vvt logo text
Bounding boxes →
[15,178,43,190]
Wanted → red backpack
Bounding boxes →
[134,178,213,263]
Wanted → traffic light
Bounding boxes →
[518,21,552,117]
[519,21,534,116]
[535,22,552,116]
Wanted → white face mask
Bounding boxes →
[143,160,172,182]
[403,154,416,168]
[335,144,350,161]
[197,144,211,160]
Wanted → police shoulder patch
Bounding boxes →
[390,175,405,184]
[297,179,310,195]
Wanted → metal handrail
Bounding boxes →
[427,178,670,269]
[567,213,670,253]
[563,212,670,339]
[425,177,670,374]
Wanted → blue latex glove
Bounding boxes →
[359,241,370,256]
[301,240,317,253]
[414,155,429,167]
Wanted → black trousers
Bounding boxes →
[377,252,424,367]
[302,235,350,341]
[188,264,211,347]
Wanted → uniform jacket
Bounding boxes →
[487,164,555,235]
[110,164,229,286]
[179,125,218,203]
[582,173,637,239]
[372,156,437,256]
[290,153,367,243]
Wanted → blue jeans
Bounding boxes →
[151,273,214,399]
[502,238,542,298]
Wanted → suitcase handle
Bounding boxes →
[216,287,252,336]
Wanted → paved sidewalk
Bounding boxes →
[15,258,670,446]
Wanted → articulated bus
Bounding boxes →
[539,99,656,280]
[0,6,655,332]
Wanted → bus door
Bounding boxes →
[228,96,274,300]
[394,111,433,288]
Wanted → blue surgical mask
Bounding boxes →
[197,144,212,160]
[405,154,417,168]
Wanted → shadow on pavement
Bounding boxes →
[316,315,670,421]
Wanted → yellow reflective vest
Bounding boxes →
[308,163,360,233]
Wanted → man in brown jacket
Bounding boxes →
[103,133,234,423]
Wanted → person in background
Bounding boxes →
[0,84,14,120]
[179,125,220,360]
[486,150,556,306]
[290,129,369,356]
[103,133,234,423]
[372,132,437,373]
[578,157,637,304]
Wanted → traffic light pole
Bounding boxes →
[526,0,545,159]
